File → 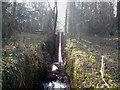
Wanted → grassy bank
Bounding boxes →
[65,39,119,88]
[2,33,53,88]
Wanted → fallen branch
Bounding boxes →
[100,56,110,88]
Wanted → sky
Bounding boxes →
[5,0,120,2]
[57,1,66,31]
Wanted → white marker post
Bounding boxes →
[58,32,63,64]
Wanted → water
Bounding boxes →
[42,32,70,90]
[42,62,70,90]
[43,81,69,90]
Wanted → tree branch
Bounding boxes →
[100,56,110,88]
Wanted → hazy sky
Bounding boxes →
[57,2,66,31]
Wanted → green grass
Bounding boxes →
[65,39,119,88]
[2,32,52,88]
[81,36,118,60]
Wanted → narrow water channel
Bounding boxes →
[41,32,70,90]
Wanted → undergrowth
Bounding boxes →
[65,39,119,89]
[2,34,52,89]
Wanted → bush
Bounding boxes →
[2,41,51,89]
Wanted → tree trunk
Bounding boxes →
[53,0,58,35]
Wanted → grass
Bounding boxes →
[81,35,118,60]
[65,38,119,88]
[2,32,52,88]
[2,33,120,88]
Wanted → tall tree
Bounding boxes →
[53,0,58,35]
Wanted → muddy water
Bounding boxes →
[41,32,70,89]
[41,62,70,90]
